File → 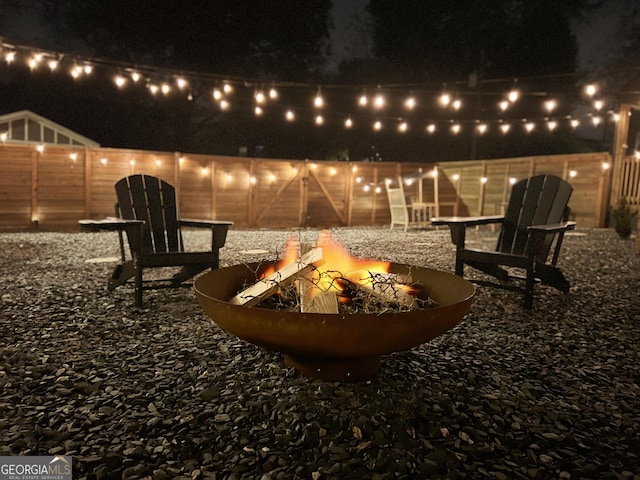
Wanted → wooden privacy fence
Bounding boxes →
[0,143,612,230]
[612,154,640,207]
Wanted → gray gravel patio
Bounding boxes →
[1,226,639,479]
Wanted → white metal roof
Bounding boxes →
[0,110,100,147]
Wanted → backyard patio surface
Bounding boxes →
[0,226,639,479]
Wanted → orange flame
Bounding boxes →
[260,230,400,301]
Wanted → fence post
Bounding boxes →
[610,103,631,206]
[31,150,38,225]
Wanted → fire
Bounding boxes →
[260,230,417,302]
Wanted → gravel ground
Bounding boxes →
[1,226,639,480]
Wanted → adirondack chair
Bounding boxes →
[82,174,232,306]
[431,174,575,308]
[385,177,410,231]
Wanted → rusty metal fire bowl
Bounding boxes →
[195,261,475,382]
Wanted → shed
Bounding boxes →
[0,110,99,147]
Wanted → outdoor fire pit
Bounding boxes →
[194,259,475,381]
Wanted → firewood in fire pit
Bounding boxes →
[298,275,340,313]
[347,271,419,310]
[229,247,323,306]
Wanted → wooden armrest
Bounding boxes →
[528,221,576,233]
[431,215,505,227]
[179,219,233,228]
[79,218,143,232]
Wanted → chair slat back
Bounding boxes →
[115,175,183,253]
[497,174,573,258]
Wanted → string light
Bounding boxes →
[405,95,416,110]
[176,77,188,90]
[544,99,557,113]
[0,40,620,141]
[114,75,126,88]
[507,89,520,103]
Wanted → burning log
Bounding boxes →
[298,276,340,313]
[347,271,418,310]
[298,242,339,314]
[229,247,323,306]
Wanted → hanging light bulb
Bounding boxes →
[148,84,159,95]
[439,92,451,107]
[500,124,511,134]
[547,120,558,131]
[499,100,509,111]
[176,77,188,90]
[585,84,598,97]
[373,94,385,109]
[405,96,416,110]
[161,83,171,95]
[508,89,520,103]
[315,114,324,125]
[130,71,141,82]
[452,99,462,110]
[314,90,324,108]
[477,123,488,134]
[223,82,233,94]
[592,116,602,126]
[212,88,223,100]
[358,93,368,107]
[47,59,58,71]
[83,64,93,75]
[426,123,436,134]
[255,91,266,104]
[255,106,263,116]
[451,123,461,134]
[70,65,82,79]
[285,110,295,121]
[269,87,278,99]
[5,51,16,64]
[544,99,557,113]
[345,117,353,128]
[593,100,604,111]
[570,119,580,128]
[398,121,408,132]
[525,122,535,132]
[219,99,230,110]
[373,120,382,130]
[114,75,127,88]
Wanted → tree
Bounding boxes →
[1,1,332,153]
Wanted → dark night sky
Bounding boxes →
[0,1,634,161]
